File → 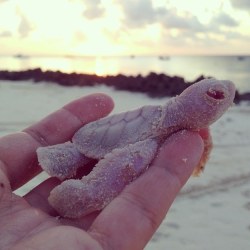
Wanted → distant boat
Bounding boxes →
[14,54,29,59]
[158,55,170,61]
[64,54,76,58]
[237,56,246,61]
[130,55,135,59]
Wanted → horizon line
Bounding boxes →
[0,53,250,58]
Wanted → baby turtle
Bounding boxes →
[37,78,235,218]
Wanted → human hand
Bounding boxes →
[0,93,204,250]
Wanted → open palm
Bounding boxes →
[0,93,203,250]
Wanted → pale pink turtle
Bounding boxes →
[37,78,235,218]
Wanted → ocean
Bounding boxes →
[0,55,249,93]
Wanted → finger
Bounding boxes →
[0,94,114,190]
[24,160,97,215]
[24,177,61,216]
[24,93,114,145]
[88,130,204,250]
[59,211,101,230]
[0,161,12,204]
[24,176,100,230]
[10,226,102,250]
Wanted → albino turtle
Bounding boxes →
[37,78,235,218]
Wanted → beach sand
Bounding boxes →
[1,80,250,249]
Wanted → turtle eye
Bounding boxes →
[206,88,225,100]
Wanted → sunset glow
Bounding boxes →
[0,0,250,56]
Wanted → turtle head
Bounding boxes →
[180,78,235,128]
[161,78,236,130]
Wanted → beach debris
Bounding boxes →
[37,78,236,218]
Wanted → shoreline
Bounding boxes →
[0,68,249,103]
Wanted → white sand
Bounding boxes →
[1,80,250,249]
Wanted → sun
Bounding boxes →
[94,57,120,76]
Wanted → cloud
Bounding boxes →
[116,0,244,52]
[15,8,34,38]
[161,11,241,41]
[224,30,250,40]
[0,31,12,37]
[230,0,250,10]
[158,9,246,53]
[18,14,33,37]
[117,0,241,40]
[211,13,239,27]
[118,0,162,28]
[83,0,105,19]
[158,10,238,34]
[118,1,204,32]
[161,11,204,32]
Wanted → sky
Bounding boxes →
[0,0,250,56]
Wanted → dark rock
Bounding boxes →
[234,90,241,104]
[0,69,246,103]
[240,92,250,101]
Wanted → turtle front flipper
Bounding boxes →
[37,142,90,180]
[48,138,158,218]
